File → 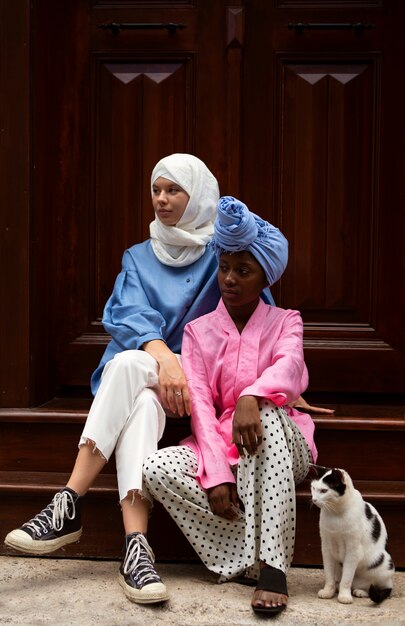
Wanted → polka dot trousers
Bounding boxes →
[143,402,312,580]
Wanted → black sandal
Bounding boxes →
[252,566,288,616]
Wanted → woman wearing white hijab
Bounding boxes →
[5,154,288,605]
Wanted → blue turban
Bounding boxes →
[212,196,288,287]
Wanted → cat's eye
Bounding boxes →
[320,489,328,493]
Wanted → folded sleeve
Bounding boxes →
[102,250,167,351]
[240,310,307,405]
[182,323,235,489]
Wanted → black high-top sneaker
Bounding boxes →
[118,532,169,604]
[4,487,82,554]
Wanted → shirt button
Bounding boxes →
[186,278,191,283]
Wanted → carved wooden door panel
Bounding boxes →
[31,0,243,402]
[242,0,405,396]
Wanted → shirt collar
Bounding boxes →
[216,297,268,335]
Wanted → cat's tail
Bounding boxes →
[368,584,392,604]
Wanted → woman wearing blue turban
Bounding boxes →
[144,196,318,616]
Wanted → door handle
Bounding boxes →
[98,22,187,35]
[287,22,376,34]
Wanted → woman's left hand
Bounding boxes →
[142,340,191,416]
[232,395,262,458]
[207,483,240,520]
[289,395,335,414]
[158,355,191,416]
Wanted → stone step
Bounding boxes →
[1,402,404,564]
[1,407,404,480]
[1,470,403,565]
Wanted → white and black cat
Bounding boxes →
[310,465,394,604]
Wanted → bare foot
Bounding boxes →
[251,588,288,610]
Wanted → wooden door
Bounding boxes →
[1,0,404,407]
[28,0,245,404]
[242,0,405,397]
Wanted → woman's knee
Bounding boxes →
[136,387,164,413]
[143,450,166,484]
[111,349,157,371]
[143,446,185,487]
[134,388,166,438]
[100,349,159,392]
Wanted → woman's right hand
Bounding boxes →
[232,395,262,457]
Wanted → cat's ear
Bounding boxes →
[308,463,332,479]
[330,468,344,482]
[327,468,346,495]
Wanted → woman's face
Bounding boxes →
[218,251,268,308]
[152,177,189,226]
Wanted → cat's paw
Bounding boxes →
[318,587,336,599]
[337,592,353,604]
[353,588,369,598]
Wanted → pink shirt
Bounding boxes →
[180,299,318,489]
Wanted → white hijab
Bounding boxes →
[149,153,219,267]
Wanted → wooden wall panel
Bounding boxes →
[271,55,404,392]
[277,59,378,325]
[0,1,30,407]
[57,55,195,387]
[94,56,193,316]
[28,0,92,404]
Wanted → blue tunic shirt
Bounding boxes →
[91,239,275,394]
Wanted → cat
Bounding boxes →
[310,465,394,605]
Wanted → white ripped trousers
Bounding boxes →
[79,350,166,502]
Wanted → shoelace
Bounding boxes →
[122,534,161,587]
[23,491,76,535]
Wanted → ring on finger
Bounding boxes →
[174,390,182,397]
